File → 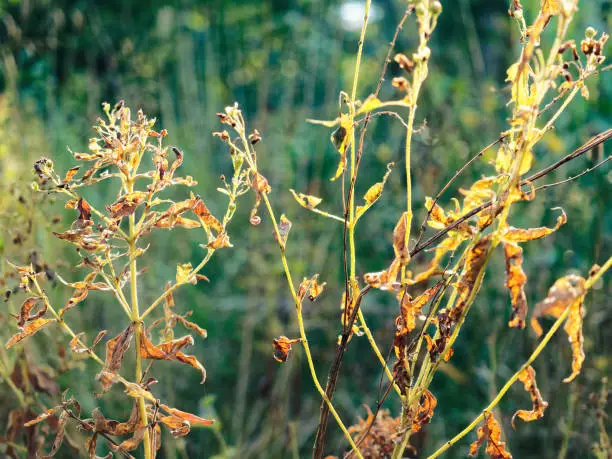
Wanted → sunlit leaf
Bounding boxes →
[502,241,528,328]
[272,336,302,363]
[531,274,586,382]
[289,189,323,210]
[159,403,214,426]
[512,365,548,428]
[356,163,393,219]
[193,196,223,233]
[469,412,513,458]
[176,263,194,285]
[6,318,56,348]
[355,94,382,115]
[502,209,567,243]
[139,334,206,383]
[108,191,148,218]
[411,390,437,433]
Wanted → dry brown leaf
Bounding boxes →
[139,333,206,383]
[411,390,437,433]
[272,336,302,363]
[108,191,148,218]
[512,365,548,428]
[502,242,528,328]
[469,412,513,458]
[97,324,135,391]
[289,189,323,209]
[502,209,567,243]
[6,318,56,348]
[531,274,586,382]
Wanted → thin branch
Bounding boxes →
[410,129,612,259]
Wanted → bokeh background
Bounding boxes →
[1,0,611,457]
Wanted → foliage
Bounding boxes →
[1,0,611,458]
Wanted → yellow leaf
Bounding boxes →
[176,263,194,285]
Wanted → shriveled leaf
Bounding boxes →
[531,274,586,382]
[108,191,148,218]
[139,333,206,383]
[411,390,437,433]
[502,209,567,243]
[205,232,232,249]
[329,114,353,181]
[502,242,528,328]
[159,415,190,437]
[289,189,323,210]
[6,318,56,348]
[63,166,80,183]
[42,411,69,458]
[398,284,441,335]
[469,412,512,458]
[17,297,46,327]
[272,336,302,363]
[393,212,409,264]
[77,198,92,221]
[356,163,393,219]
[274,214,292,248]
[175,315,207,339]
[356,94,382,115]
[97,324,135,391]
[297,274,327,303]
[193,197,223,233]
[512,365,548,428]
[451,236,491,321]
[159,403,214,426]
[364,258,401,291]
[114,427,146,452]
[176,263,194,285]
[121,380,156,403]
[23,408,57,427]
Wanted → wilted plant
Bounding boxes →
[3,101,254,458]
[214,0,611,458]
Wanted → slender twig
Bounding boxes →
[413,136,505,249]
[410,129,612,259]
[534,155,611,191]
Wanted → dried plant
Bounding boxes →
[3,1,611,458]
[3,101,254,457]
[213,1,611,458]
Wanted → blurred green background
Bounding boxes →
[1,0,611,457]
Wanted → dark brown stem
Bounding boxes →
[313,9,412,458]
[313,286,371,458]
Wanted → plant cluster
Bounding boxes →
[1,0,611,458]
[214,0,611,458]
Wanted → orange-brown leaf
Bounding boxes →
[512,365,548,428]
[411,390,437,433]
[17,297,47,327]
[502,209,567,243]
[139,334,206,383]
[469,412,513,458]
[159,403,214,426]
[97,324,135,391]
[6,318,56,348]
[530,275,586,382]
[272,336,302,363]
[77,198,92,221]
[108,191,148,218]
[193,197,223,233]
[502,242,528,328]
